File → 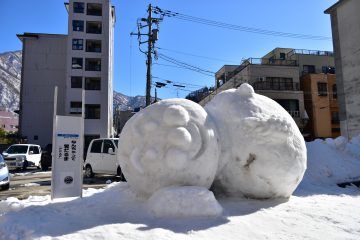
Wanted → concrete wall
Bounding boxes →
[327,0,360,139]
[20,34,67,147]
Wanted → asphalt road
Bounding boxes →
[0,167,122,200]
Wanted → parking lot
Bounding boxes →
[0,167,122,200]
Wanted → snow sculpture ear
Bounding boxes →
[117,99,220,197]
[205,83,307,199]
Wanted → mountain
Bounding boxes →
[0,50,149,112]
[0,51,22,111]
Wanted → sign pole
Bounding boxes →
[51,86,58,200]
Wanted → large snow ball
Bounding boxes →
[205,83,307,199]
[118,99,220,197]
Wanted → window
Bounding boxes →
[322,66,336,74]
[90,140,102,153]
[279,52,286,60]
[73,2,84,13]
[71,76,82,88]
[85,77,101,90]
[103,140,115,154]
[85,58,101,71]
[72,39,83,50]
[30,146,40,154]
[85,104,100,119]
[303,65,315,74]
[86,40,101,52]
[275,99,300,118]
[72,58,83,69]
[87,3,102,16]
[72,20,84,31]
[85,135,100,155]
[70,101,82,114]
[331,111,340,124]
[332,84,337,99]
[86,21,102,34]
[317,82,328,96]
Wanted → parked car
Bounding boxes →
[40,144,52,171]
[2,144,42,170]
[84,138,124,180]
[0,154,10,190]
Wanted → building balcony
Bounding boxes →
[253,81,300,91]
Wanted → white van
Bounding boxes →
[2,144,42,170]
[84,138,123,179]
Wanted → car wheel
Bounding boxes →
[41,163,49,171]
[84,165,94,178]
[117,167,126,182]
[22,160,28,170]
[1,183,9,190]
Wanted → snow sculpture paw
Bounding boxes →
[118,99,219,197]
[206,83,307,199]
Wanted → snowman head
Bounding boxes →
[117,99,220,197]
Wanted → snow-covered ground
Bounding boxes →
[0,136,359,239]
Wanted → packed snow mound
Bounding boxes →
[118,99,219,197]
[206,83,307,199]
[301,136,360,187]
[147,186,223,218]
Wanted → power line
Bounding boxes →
[152,76,205,88]
[157,52,215,77]
[156,46,239,63]
[153,6,332,41]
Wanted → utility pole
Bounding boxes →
[131,4,162,107]
[146,4,152,106]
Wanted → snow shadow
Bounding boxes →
[218,197,289,217]
[0,183,227,238]
[0,183,292,238]
[294,183,360,197]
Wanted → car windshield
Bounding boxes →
[114,140,118,147]
[6,145,28,154]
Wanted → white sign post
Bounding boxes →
[51,87,84,199]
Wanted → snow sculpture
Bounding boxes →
[206,83,307,199]
[118,99,219,197]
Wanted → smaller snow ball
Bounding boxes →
[163,105,190,126]
[147,186,223,218]
[237,83,254,97]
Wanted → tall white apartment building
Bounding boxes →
[18,0,115,148]
[65,0,115,147]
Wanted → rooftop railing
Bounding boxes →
[290,49,334,57]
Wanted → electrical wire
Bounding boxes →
[154,6,332,41]
[157,53,215,77]
[156,47,239,63]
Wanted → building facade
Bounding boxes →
[65,0,116,146]
[18,0,115,148]
[17,33,67,146]
[301,74,340,139]
[201,57,307,131]
[325,0,360,139]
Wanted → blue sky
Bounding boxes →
[0,0,337,99]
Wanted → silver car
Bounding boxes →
[0,154,10,190]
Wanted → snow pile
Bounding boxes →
[206,84,307,198]
[147,186,223,218]
[118,99,219,197]
[301,136,360,188]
